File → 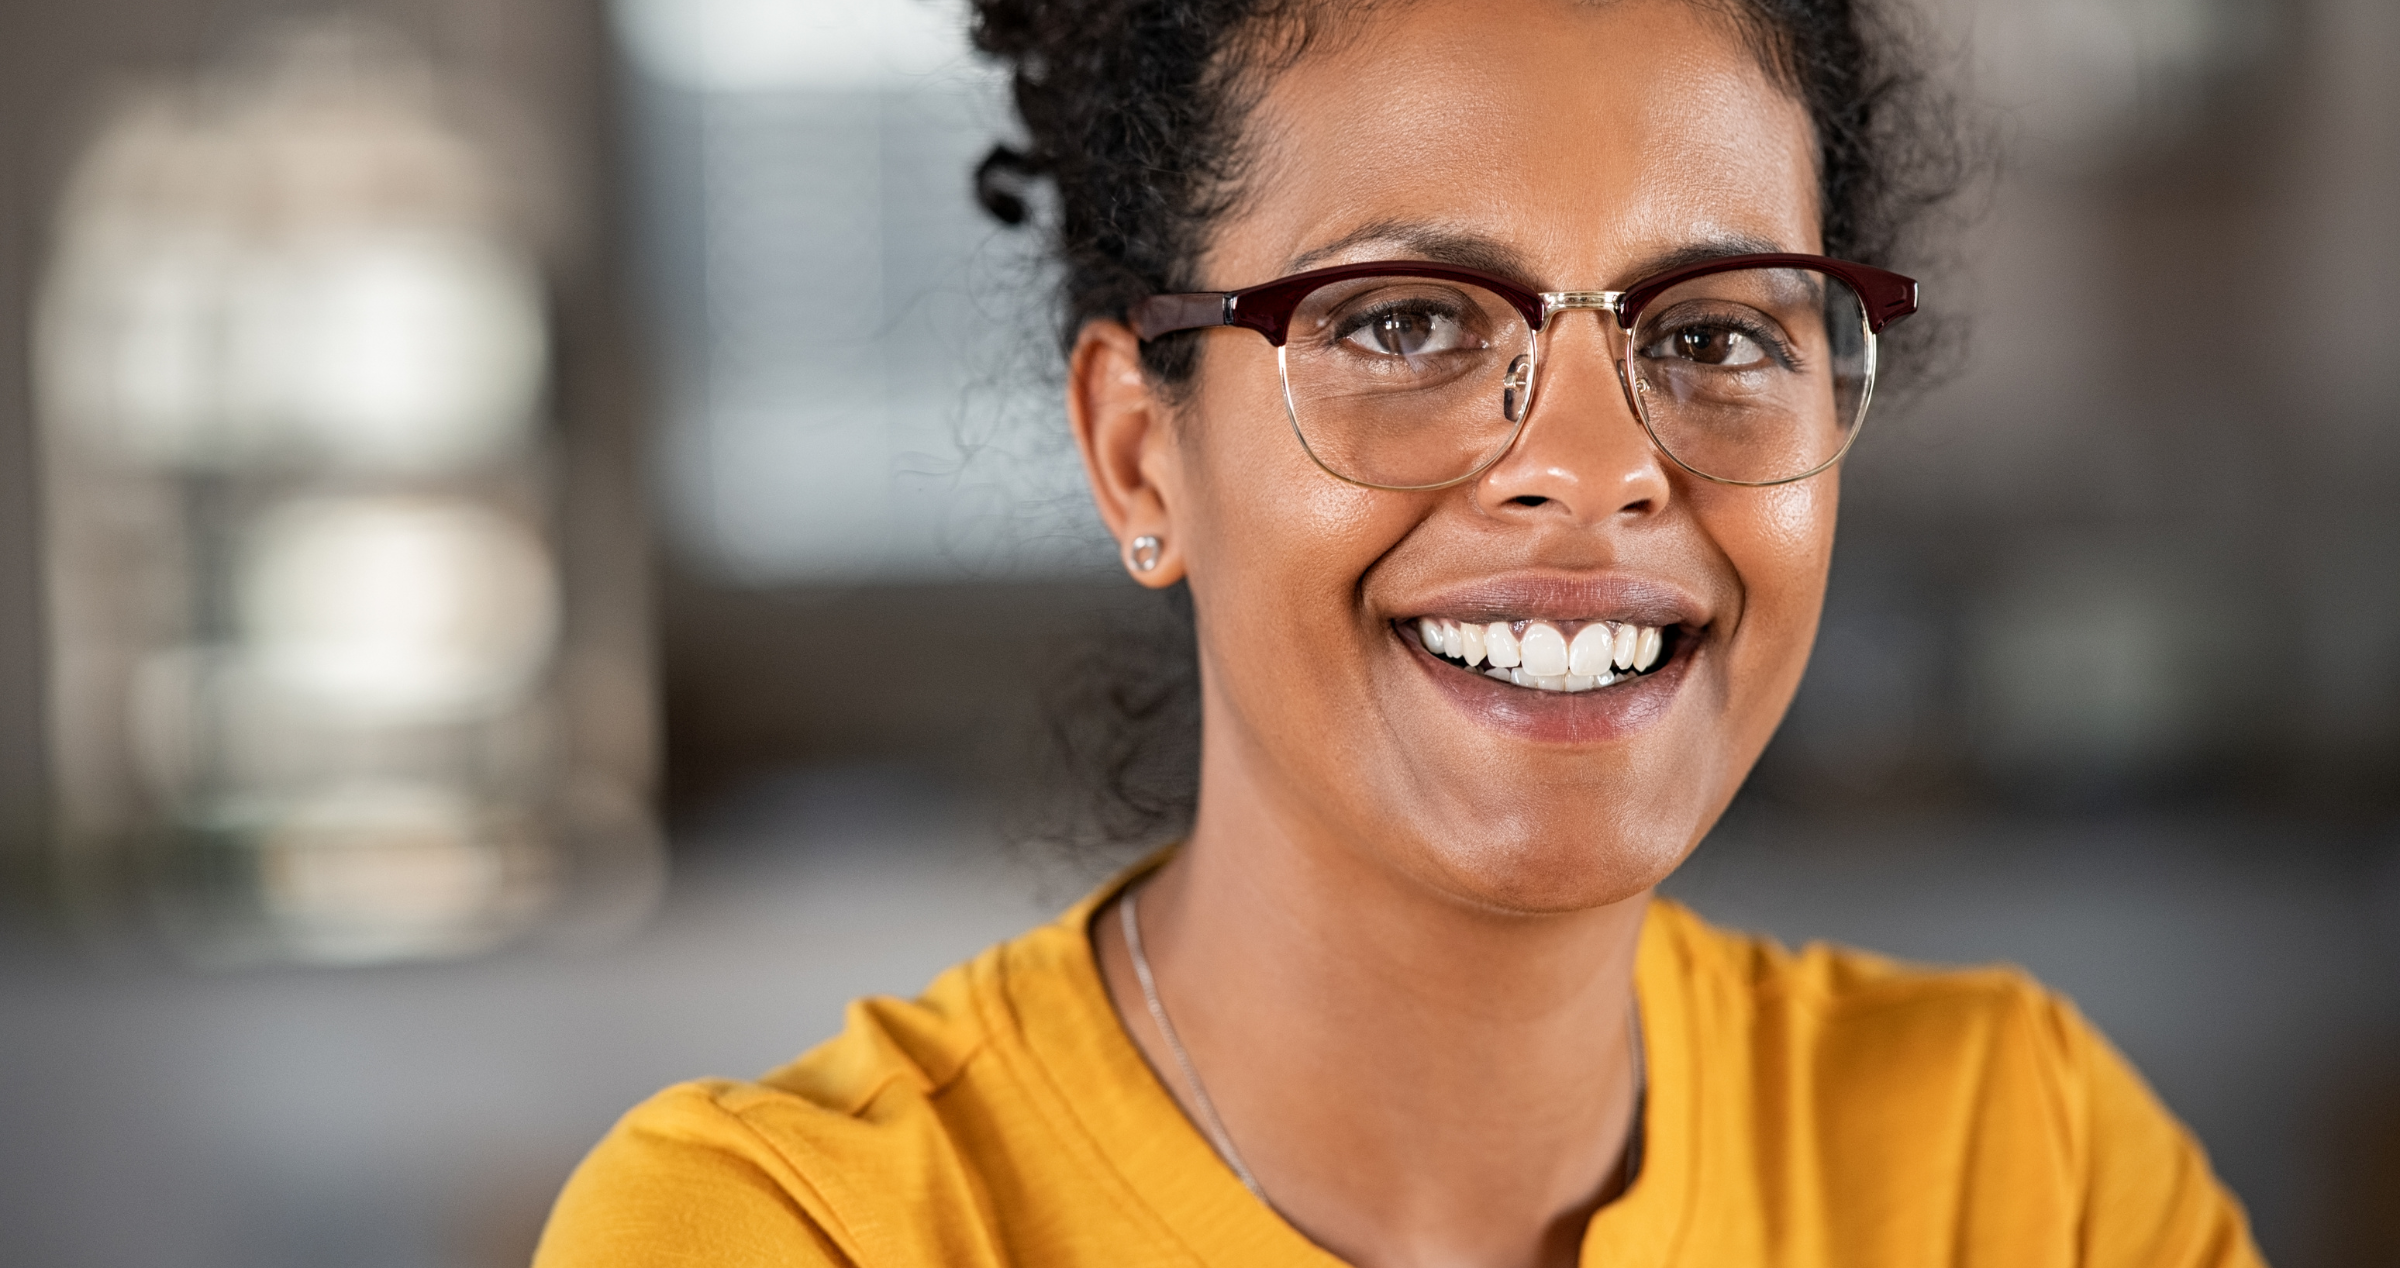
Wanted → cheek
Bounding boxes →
[1170,344,1444,787]
[1176,342,1409,610]
[1754,481,1837,583]
[1707,473,1838,702]
[1737,477,1824,682]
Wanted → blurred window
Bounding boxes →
[612,0,1106,583]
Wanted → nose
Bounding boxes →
[1472,312,1672,525]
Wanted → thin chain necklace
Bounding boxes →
[1121,880,1267,1196]
[1118,878,1648,1206]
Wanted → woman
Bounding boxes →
[537,1,2263,1264]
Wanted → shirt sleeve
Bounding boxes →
[533,1083,854,1268]
[2054,997,2268,1268]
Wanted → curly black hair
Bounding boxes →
[973,0,1967,373]
[975,0,1973,856]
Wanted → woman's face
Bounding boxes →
[1122,0,1831,912]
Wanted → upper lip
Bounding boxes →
[1388,572,1710,629]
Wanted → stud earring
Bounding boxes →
[1128,534,1164,573]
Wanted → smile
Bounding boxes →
[1407,617,1677,693]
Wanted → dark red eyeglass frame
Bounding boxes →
[1128,252,1919,343]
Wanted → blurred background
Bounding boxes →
[0,0,2394,1264]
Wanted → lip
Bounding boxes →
[1388,572,1709,745]
[1391,573,1706,628]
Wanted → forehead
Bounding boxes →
[1219,0,1820,287]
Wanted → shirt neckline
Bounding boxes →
[982,852,1700,1266]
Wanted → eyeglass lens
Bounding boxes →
[1276,267,1872,488]
[1280,276,1533,490]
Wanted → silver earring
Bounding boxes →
[1128,534,1164,573]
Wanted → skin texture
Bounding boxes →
[1068,2,1833,1265]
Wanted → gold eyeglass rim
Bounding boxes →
[1129,252,1920,491]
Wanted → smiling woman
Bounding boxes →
[534,2,2265,1266]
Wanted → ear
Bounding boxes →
[1068,319,1187,587]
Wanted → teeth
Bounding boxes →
[1484,622,1521,668]
[1414,617,1672,691]
[1520,623,1570,677]
[1567,624,1614,676]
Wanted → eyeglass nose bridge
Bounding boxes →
[1502,288,1655,472]
[1538,290,1627,324]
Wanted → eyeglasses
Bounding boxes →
[1130,253,1918,489]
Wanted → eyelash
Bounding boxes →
[1644,312,1802,370]
[1333,299,1467,341]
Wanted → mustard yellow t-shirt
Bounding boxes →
[534,868,2264,1267]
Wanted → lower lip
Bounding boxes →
[1401,629,1693,744]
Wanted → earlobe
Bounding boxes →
[1068,319,1186,587]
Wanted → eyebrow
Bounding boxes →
[1285,221,1535,278]
[1281,223,1795,289]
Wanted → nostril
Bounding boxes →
[1508,495,1549,508]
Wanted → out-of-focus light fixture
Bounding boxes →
[242,229,547,471]
[258,781,535,965]
[36,20,660,965]
[239,497,558,723]
[611,0,963,92]
[608,0,1107,583]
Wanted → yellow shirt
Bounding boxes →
[535,870,2264,1267]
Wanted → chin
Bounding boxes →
[1402,809,1703,917]
[1362,702,1738,919]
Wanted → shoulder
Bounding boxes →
[1654,895,2093,1091]
[1653,895,2123,1153]
[1648,899,2264,1268]
[534,899,1154,1268]
[534,950,1023,1268]
[1657,895,2058,1015]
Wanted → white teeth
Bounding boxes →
[1567,624,1615,677]
[1484,622,1521,668]
[1458,621,1486,667]
[1502,667,1624,694]
[1417,615,1669,689]
[1520,623,1570,677]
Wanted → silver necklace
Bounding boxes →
[1119,880,1648,1205]
[1121,881,1267,1196]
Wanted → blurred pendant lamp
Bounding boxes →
[33,18,662,965]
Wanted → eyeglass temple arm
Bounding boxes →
[1129,292,1234,343]
[1864,278,1919,332]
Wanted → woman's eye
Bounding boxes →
[1340,308,1469,357]
[1657,324,1771,368]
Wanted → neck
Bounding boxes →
[1094,741,1648,1268]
